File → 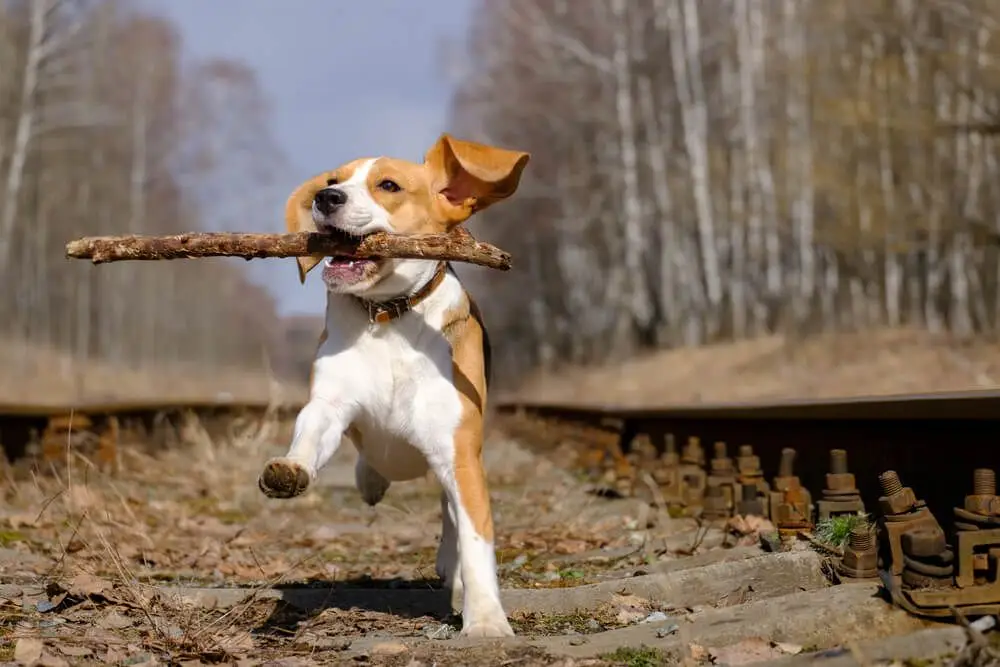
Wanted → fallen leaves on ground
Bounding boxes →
[0,417,657,664]
[725,515,777,547]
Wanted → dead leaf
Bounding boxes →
[104,647,127,664]
[609,592,651,625]
[371,641,409,656]
[774,642,803,655]
[726,515,776,537]
[14,637,43,665]
[98,610,134,630]
[68,573,112,598]
[36,652,69,667]
[55,645,91,658]
[5,513,38,529]
[215,631,255,653]
[688,643,709,662]
[708,637,784,665]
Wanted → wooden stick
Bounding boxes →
[64,229,512,271]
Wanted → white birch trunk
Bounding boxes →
[610,0,652,332]
[0,0,47,268]
[666,0,722,336]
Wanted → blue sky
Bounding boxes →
[142,0,475,316]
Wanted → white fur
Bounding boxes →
[267,160,513,637]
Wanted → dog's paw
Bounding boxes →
[258,458,311,499]
[460,617,514,638]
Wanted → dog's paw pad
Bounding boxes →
[460,619,514,638]
[258,459,310,499]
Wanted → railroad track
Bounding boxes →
[0,398,303,473]
[494,389,1000,621]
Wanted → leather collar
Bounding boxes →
[352,262,448,324]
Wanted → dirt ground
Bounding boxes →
[0,409,985,666]
[510,328,1000,407]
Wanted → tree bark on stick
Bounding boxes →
[65,229,513,271]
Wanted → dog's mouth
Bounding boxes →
[322,255,379,284]
[316,226,385,285]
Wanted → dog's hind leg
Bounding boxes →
[436,490,464,611]
[354,455,391,506]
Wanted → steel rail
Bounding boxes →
[494,389,1000,535]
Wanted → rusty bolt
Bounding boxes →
[830,449,848,475]
[964,468,999,516]
[711,460,733,474]
[824,450,858,493]
[878,471,917,515]
[825,473,857,493]
[778,448,797,478]
[711,442,735,475]
[773,500,809,528]
[963,495,999,516]
[682,437,705,466]
[737,483,764,516]
[660,451,679,467]
[703,484,729,518]
[714,441,727,460]
[737,445,762,475]
[879,487,917,516]
[901,528,946,559]
[974,468,996,496]
[840,524,878,578]
[880,470,904,497]
[847,524,875,551]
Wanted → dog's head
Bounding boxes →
[286,134,530,299]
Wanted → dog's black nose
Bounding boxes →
[314,188,347,215]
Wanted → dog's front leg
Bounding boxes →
[258,399,351,499]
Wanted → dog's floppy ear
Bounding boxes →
[285,173,332,284]
[424,134,530,227]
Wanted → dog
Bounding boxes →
[257,134,530,638]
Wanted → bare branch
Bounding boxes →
[64,230,513,271]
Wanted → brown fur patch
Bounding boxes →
[443,291,493,541]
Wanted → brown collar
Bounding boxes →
[353,262,448,324]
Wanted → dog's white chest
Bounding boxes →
[310,287,464,481]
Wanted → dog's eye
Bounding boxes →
[377,179,401,193]
[326,177,338,186]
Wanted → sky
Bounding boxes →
[141,0,476,316]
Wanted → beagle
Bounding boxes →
[258,134,530,638]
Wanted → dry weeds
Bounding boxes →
[0,408,659,665]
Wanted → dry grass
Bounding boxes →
[511,328,1000,407]
[0,408,652,664]
[0,338,307,406]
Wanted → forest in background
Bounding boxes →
[0,0,311,403]
[450,0,1000,388]
[7,0,1000,402]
